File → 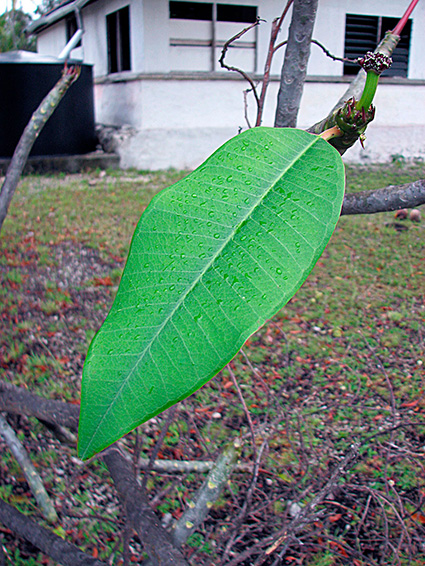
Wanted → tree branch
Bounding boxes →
[274,0,319,128]
[0,499,106,566]
[171,439,241,546]
[0,382,189,566]
[102,446,189,566]
[0,414,58,523]
[0,380,79,432]
[341,179,425,216]
[255,1,294,127]
[219,18,261,109]
[307,30,400,139]
[0,65,80,234]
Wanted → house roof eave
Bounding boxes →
[26,0,99,35]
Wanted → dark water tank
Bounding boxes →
[0,51,96,157]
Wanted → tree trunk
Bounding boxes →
[274,0,319,128]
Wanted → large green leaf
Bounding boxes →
[78,127,345,459]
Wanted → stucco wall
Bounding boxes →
[95,76,425,169]
[36,22,67,58]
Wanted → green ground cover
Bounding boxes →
[0,163,424,565]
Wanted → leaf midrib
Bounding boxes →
[82,132,320,456]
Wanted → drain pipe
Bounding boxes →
[58,7,84,60]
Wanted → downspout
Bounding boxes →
[58,7,84,60]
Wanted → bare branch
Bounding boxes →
[219,18,261,110]
[138,457,252,474]
[102,445,189,566]
[264,444,360,562]
[341,179,425,216]
[255,1,294,127]
[0,414,58,523]
[171,439,241,546]
[0,66,80,234]
[0,382,188,566]
[0,499,106,566]
[310,38,354,63]
[0,380,79,431]
[141,405,177,490]
[274,0,319,128]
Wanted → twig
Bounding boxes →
[0,498,106,566]
[0,414,58,523]
[219,18,262,110]
[263,444,360,561]
[242,89,253,129]
[227,364,257,459]
[220,439,267,564]
[359,333,398,498]
[0,65,80,233]
[311,38,356,63]
[141,404,177,490]
[255,1,294,126]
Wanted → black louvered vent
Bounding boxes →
[344,14,411,77]
[381,17,411,77]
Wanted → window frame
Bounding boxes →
[169,1,258,72]
[106,5,131,75]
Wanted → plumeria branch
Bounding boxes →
[0,65,80,233]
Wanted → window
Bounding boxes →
[66,14,82,47]
[170,2,257,23]
[169,1,258,72]
[344,14,411,77]
[170,1,213,20]
[107,6,131,74]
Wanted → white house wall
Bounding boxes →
[36,22,67,58]
[34,0,425,168]
[81,0,144,76]
[95,75,425,169]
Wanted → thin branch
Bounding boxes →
[0,65,80,234]
[0,499,106,566]
[274,38,355,64]
[263,444,360,562]
[221,440,267,564]
[0,414,58,523]
[141,405,177,490]
[219,18,262,109]
[311,38,355,63]
[255,1,294,127]
[138,457,252,474]
[227,364,257,459]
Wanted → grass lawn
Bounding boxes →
[0,163,424,565]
